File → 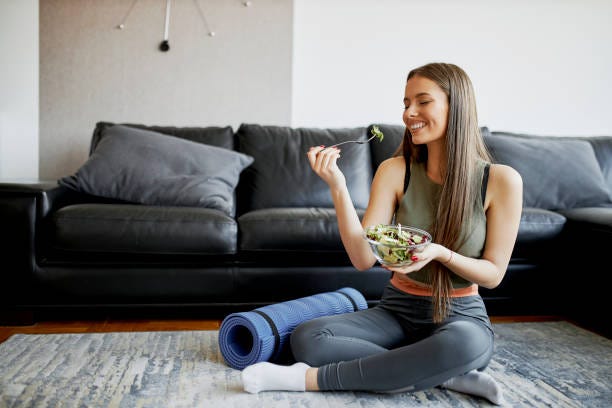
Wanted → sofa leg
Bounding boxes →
[0,310,35,326]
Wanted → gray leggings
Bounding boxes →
[290,284,494,393]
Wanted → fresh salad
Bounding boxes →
[365,224,430,265]
[371,125,384,143]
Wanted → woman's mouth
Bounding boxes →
[409,122,426,133]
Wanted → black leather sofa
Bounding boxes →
[1,122,610,337]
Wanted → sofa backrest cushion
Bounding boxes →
[60,125,253,216]
[584,136,612,191]
[90,122,234,154]
[485,132,612,210]
[236,124,373,212]
[368,124,405,171]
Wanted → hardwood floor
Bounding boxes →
[0,319,221,344]
[0,316,566,344]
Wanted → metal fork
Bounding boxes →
[324,134,378,150]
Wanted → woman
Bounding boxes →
[241,62,522,405]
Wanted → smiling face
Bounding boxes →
[402,75,449,145]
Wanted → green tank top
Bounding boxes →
[395,160,489,288]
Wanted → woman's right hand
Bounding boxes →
[306,146,346,190]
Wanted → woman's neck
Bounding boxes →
[425,142,446,185]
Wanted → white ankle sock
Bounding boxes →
[442,369,505,405]
[241,362,310,394]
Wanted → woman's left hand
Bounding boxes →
[382,243,447,275]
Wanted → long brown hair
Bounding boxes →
[397,62,491,323]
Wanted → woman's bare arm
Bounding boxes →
[307,146,403,271]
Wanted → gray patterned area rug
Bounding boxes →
[0,321,610,407]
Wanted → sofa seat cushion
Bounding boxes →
[239,208,365,251]
[559,207,612,232]
[51,204,237,254]
[512,208,566,260]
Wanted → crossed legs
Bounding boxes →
[242,306,504,404]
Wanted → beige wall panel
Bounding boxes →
[40,0,292,179]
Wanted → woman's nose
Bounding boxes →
[404,105,418,118]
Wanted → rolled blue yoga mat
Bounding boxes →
[218,287,368,370]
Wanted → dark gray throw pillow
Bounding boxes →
[485,132,612,210]
[59,125,254,216]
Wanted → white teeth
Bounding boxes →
[410,123,425,130]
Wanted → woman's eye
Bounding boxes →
[419,101,431,105]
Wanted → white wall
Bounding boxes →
[0,0,39,179]
[6,0,612,180]
[292,0,612,136]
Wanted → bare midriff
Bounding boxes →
[391,274,478,297]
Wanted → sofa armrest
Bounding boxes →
[557,207,611,263]
[558,207,612,259]
[0,181,79,305]
[557,207,611,336]
[0,180,85,218]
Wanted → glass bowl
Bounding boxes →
[363,224,432,267]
